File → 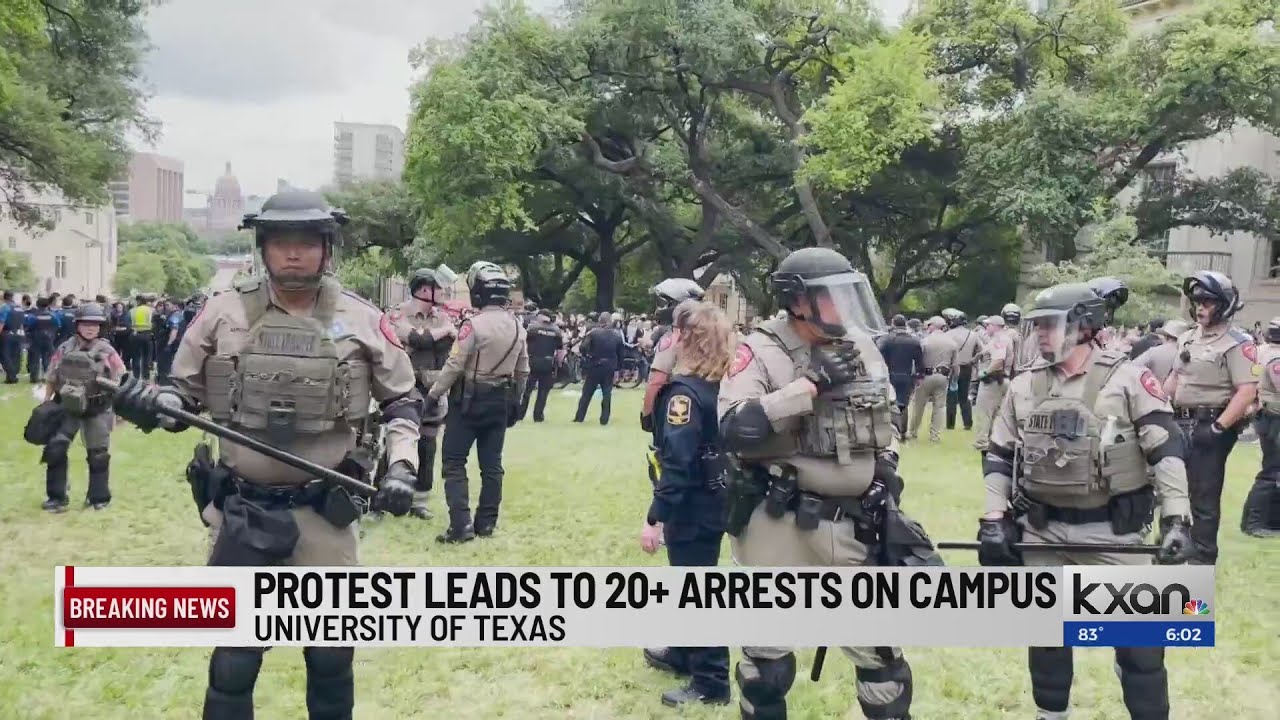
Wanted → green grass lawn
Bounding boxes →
[0,383,1275,719]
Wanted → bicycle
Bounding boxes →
[614,355,644,389]
[554,352,582,388]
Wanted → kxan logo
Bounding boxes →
[1072,576,1210,616]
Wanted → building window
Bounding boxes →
[54,255,67,279]
[1141,162,1177,257]
[7,236,14,249]
[84,212,93,225]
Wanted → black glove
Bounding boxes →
[113,374,165,432]
[805,342,861,393]
[423,395,440,419]
[407,329,431,350]
[873,451,904,504]
[376,461,415,517]
[640,413,654,433]
[977,517,1022,566]
[1157,515,1193,565]
[1192,420,1226,448]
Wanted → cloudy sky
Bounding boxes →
[141,0,912,198]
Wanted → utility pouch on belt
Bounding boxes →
[700,449,727,491]
[794,494,823,531]
[1108,488,1155,536]
[186,441,216,525]
[724,457,768,537]
[24,400,65,446]
[1025,501,1049,530]
[321,486,360,529]
[208,494,300,567]
[60,385,89,416]
[879,502,945,567]
[764,466,797,519]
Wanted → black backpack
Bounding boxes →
[24,400,66,445]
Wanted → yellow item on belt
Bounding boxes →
[131,305,154,328]
[646,445,661,486]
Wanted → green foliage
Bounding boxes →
[0,249,36,290]
[116,221,214,297]
[205,232,253,256]
[0,0,154,228]
[334,246,398,302]
[1025,215,1181,326]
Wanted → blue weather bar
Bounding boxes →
[1064,621,1214,647]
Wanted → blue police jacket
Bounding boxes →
[647,375,725,529]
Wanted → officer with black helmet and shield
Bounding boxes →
[1164,271,1258,563]
[41,302,127,512]
[427,261,529,543]
[113,189,422,719]
[1088,277,1129,327]
[389,266,459,519]
[718,247,929,720]
[979,282,1193,720]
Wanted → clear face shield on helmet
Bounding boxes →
[1020,310,1084,367]
[796,272,886,339]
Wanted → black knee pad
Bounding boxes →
[855,656,913,719]
[87,450,110,473]
[1028,647,1073,713]
[208,647,264,694]
[304,646,354,678]
[42,437,70,467]
[1115,647,1168,720]
[735,652,795,719]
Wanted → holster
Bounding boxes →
[186,441,217,526]
[764,466,798,518]
[208,493,301,567]
[1108,487,1155,535]
[724,458,769,537]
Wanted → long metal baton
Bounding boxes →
[936,541,1161,555]
[97,378,377,497]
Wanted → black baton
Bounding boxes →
[937,541,1161,555]
[811,647,827,682]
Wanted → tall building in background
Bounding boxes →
[108,152,184,222]
[1,187,117,297]
[208,161,245,232]
[333,122,405,186]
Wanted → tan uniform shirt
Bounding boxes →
[651,326,680,375]
[1169,324,1259,407]
[1257,344,1280,410]
[390,301,455,375]
[978,329,1014,374]
[1133,342,1178,384]
[985,350,1190,518]
[920,331,957,372]
[170,281,419,485]
[945,325,982,372]
[717,318,897,497]
[428,305,529,399]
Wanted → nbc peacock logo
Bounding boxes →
[1183,599,1209,615]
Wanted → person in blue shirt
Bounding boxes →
[639,301,732,708]
[25,297,59,383]
[155,300,184,383]
[1,289,26,383]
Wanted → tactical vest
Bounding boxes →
[1258,345,1280,414]
[1174,327,1247,407]
[758,324,895,464]
[408,316,452,388]
[56,340,112,416]
[32,310,57,338]
[203,277,371,445]
[1019,350,1148,502]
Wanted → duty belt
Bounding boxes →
[1043,504,1111,525]
[232,478,328,510]
[1172,406,1226,421]
[785,491,867,523]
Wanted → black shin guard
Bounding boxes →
[1115,647,1168,720]
[304,647,354,720]
[416,436,436,493]
[203,647,264,720]
[736,653,795,719]
[1029,647,1073,714]
[87,449,111,504]
[855,656,913,719]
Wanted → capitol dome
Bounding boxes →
[214,161,241,200]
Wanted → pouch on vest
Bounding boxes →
[208,494,300,567]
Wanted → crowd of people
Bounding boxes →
[14,187,1277,720]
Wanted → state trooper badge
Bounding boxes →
[666,395,691,426]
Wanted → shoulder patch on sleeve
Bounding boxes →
[1266,357,1280,382]
[1241,341,1258,363]
[379,313,403,349]
[729,343,754,378]
[1140,369,1167,401]
[457,322,473,344]
[658,331,675,352]
[666,394,692,426]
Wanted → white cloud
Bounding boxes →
[138,0,913,198]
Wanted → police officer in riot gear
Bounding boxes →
[1089,276,1129,326]
[979,282,1192,720]
[428,261,529,543]
[114,189,421,719]
[41,302,127,512]
[521,308,563,422]
[27,296,59,383]
[1244,317,1280,536]
[718,247,929,720]
[1165,271,1258,563]
[642,278,706,430]
[390,267,459,519]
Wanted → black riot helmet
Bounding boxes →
[650,278,705,325]
[1022,282,1106,366]
[76,302,109,325]
[409,267,444,302]
[770,247,885,338]
[1001,303,1022,325]
[941,308,967,328]
[1267,317,1280,344]
[240,190,348,290]
[1182,270,1242,326]
[524,301,539,314]
[1088,276,1129,324]
[466,261,511,307]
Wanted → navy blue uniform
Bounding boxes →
[646,375,729,698]
[520,319,562,422]
[574,325,625,424]
[0,302,26,382]
[26,307,58,382]
[155,310,183,383]
[878,328,923,433]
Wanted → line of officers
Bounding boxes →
[632,250,1279,720]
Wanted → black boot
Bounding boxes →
[304,647,354,720]
[644,647,690,676]
[42,498,69,513]
[1241,478,1278,537]
[45,457,69,513]
[437,524,476,544]
[661,682,730,707]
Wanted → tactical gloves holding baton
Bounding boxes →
[105,375,416,517]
